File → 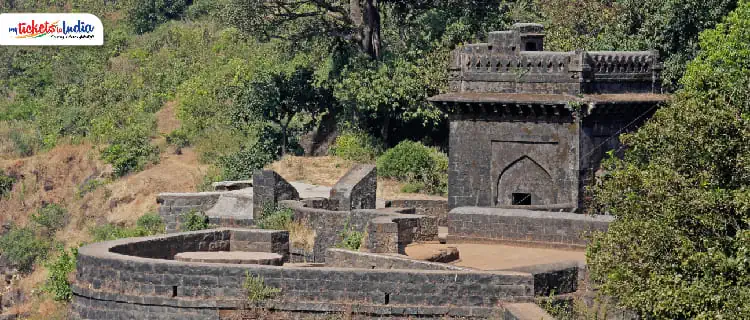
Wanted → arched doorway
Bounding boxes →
[496,156,555,206]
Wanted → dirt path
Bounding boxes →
[405,243,585,270]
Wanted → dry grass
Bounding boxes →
[288,219,315,252]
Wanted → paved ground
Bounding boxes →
[404,243,585,270]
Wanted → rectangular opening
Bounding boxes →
[512,193,531,205]
[384,293,390,305]
[172,286,178,297]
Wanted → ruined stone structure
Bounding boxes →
[429,23,668,210]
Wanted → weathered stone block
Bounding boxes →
[330,164,376,211]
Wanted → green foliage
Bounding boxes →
[217,142,276,181]
[91,213,164,241]
[243,271,281,302]
[100,127,159,177]
[166,128,190,149]
[329,130,380,163]
[43,246,78,302]
[400,181,425,194]
[588,3,750,318]
[128,0,192,34]
[256,204,294,231]
[136,212,165,235]
[180,210,210,231]
[0,226,50,273]
[377,141,448,195]
[336,219,363,251]
[77,178,107,198]
[0,169,15,198]
[31,203,67,236]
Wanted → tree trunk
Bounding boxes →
[280,123,288,156]
[350,0,381,59]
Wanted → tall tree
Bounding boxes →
[588,1,750,318]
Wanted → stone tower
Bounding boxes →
[429,23,668,211]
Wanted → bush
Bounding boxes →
[166,128,190,152]
[243,271,280,302]
[0,227,50,272]
[256,204,293,230]
[335,219,363,251]
[77,178,106,198]
[136,212,165,235]
[90,213,164,241]
[217,142,276,181]
[129,0,192,34]
[31,203,67,236]
[43,246,77,302]
[0,170,15,198]
[377,141,448,195]
[181,210,210,231]
[329,131,380,163]
[100,130,159,177]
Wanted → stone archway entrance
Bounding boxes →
[496,156,555,206]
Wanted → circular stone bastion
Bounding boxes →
[174,251,283,265]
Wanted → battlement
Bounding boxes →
[447,24,662,95]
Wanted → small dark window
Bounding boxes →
[512,193,531,205]
[525,42,537,51]
[172,286,178,297]
[384,293,390,305]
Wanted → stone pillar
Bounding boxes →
[252,170,299,216]
[330,164,376,211]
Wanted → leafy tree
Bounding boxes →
[129,0,193,34]
[588,2,750,318]
[234,67,333,156]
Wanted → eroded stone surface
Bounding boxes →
[174,251,283,265]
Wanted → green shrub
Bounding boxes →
[329,131,379,162]
[136,212,165,235]
[400,181,424,194]
[0,227,50,272]
[31,203,67,236]
[256,204,293,230]
[181,210,210,231]
[90,213,164,241]
[197,165,224,192]
[335,219,363,251]
[377,141,448,195]
[43,246,77,302]
[217,142,276,181]
[0,170,15,198]
[129,0,192,34]
[77,178,106,198]
[166,128,190,150]
[100,131,159,177]
[243,271,280,302]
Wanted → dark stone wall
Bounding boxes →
[252,170,300,214]
[325,249,471,271]
[448,118,579,209]
[71,231,535,320]
[330,164,377,211]
[385,199,449,226]
[281,201,437,262]
[157,193,221,233]
[448,207,614,249]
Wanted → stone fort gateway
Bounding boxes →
[70,24,666,320]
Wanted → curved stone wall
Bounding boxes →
[71,229,536,319]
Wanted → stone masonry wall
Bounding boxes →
[157,193,221,233]
[282,201,437,262]
[253,170,300,215]
[329,164,377,211]
[385,199,449,226]
[71,230,535,319]
[448,207,614,249]
[325,249,471,271]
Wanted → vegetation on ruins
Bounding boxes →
[91,212,165,241]
[243,271,281,302]
[256,204,295,231]
[179,210,211,232]
[336,219,364,251]
[377,141,448,196]
[588,1,750,318]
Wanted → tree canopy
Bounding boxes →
[587,1,750,318]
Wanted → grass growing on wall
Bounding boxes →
[244,271,281,302]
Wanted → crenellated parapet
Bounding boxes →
[446,24,662,95]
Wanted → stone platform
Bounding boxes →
[174,251,283,265]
